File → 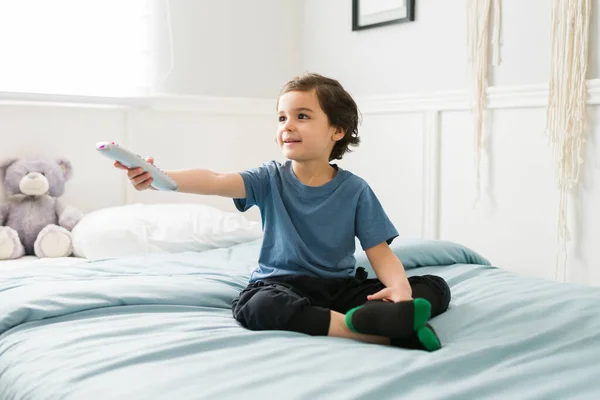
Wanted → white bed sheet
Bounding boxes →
[0,256,88,271]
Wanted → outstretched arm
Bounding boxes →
[115,158,246,198]
[167,169,246,198]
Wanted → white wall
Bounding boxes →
[1,0,298,217]
[3,0,600,288]
[152,0,304,97]
[304,0,600,96]
[0,104,127,213]
[0,99,281,222]
[303,0,600,287]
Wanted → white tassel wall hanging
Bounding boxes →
[466,0,502,205]
[546,0,592,281]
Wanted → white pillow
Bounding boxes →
[72,203,262,260]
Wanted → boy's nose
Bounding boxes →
[283,120,295,130]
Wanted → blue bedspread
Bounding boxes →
[1,239,599,399]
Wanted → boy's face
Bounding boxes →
[276,89,344,163]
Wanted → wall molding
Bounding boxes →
[0,91,275,115]
[0,91,147,109]
[421,111,441,240]
[2,79,598,115]
[148,94,274,115]
[358,78,600,114]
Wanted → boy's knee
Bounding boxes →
[232,289,296,331]
[409,274,451,314]
[425,275,451,312]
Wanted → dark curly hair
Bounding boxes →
[278,73,361,161]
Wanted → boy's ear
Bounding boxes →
[332,127,345,142]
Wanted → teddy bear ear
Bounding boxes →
[0,158,18,181]
[57,159,73,180]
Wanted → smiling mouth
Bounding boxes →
[284,140,301,144]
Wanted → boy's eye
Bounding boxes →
[278,116,286,122]
[298,113,309,119]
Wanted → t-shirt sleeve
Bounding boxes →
[233,162,273,212]
[355,184,399,250]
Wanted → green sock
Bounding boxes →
[345,298,431,338]
[391,323,442,352]
[417,325,442,351]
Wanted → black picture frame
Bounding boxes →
[352,0,415,31]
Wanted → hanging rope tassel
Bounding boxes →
[466,0,502,206]
[546,0,591,282]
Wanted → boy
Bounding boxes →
[115,73,451,351]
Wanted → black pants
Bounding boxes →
[231,269,451,336]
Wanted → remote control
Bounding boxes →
[96,141,178,191]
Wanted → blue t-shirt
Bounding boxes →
[233,160,398,282]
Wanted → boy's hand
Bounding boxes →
[114,157,155,191]
[367,285,413,303]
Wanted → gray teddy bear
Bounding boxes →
[0,156,83,259]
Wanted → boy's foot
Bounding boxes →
[345,298,431,338]
[391,323,442,352]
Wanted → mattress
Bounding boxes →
[1,239,599,399]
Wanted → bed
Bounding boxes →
[1,231,600,399]
[0,256,86,271]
